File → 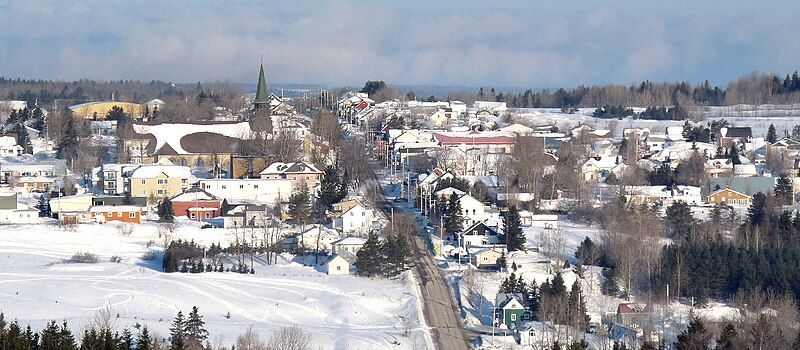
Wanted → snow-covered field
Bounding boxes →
[0,222,427,349]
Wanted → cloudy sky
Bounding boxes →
[1,1,798,89]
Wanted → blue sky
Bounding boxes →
[0,1,798,89]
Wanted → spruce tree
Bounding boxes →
[567,280,589,329]
[136,326,152,350]
[504,205,525,251]
[384,234,412,276]
[13,122,31,154]
[443,192,463,238]
[288,186,311,227]
[354,232,382,277]
[775,174,793,203]
[729,142,741,165]
[122,191,133,205]
[716,323,737,350]
[169,311,186,350]
[185,306,208,346]
[317,166,340,209]
[56,115,80,163]
[158,197,175,223]
[767,124,777,143]
[675,317,711,350]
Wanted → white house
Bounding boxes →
[581,156,620,181]
[199,178,293,204]
[457,221,502,248]
[331,237,367,256]
[333,203,382,235]
[0,192,39,224]
[458,193,488,227]
[295,224,342,253]
[0,136,23,157]
[326,255,351,275]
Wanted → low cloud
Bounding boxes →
[0,1,798,88]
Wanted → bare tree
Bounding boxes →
[235,325,266,350]
[265,325,311,350]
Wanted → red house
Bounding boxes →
[171,188,222,220]
[89,205,145,224]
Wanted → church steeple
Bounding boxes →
[254,64,269,107]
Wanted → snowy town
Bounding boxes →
[3,2,800,350]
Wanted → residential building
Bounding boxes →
[333,203,382,235]
[433,130,516,176]
[0,136,23,156]
[469,247,505,268]
[14,176,54,193]
[199,178,292,204]
[457,221,502,248]
[495,293,529,328]
[331,237,366,256]
[0,192,39,224]
[259,162,324,189]
[89,205,145,224]
[295,224,342,253]
[170,188,222,220]
[49,194,94,223]
[706,188,753,207]
[128,162,192,199]
[326,255,351,275]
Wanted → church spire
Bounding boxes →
[254,64,269,106]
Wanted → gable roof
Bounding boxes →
[171,187,220,202]
[722,127,752,138]
[462,221,498,236]
[707,187,752,199]
[260,162,322,175]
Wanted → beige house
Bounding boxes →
[260,162,323,190]
[326,255,351,275]
[128,162,192,200]
[469,247,505,268]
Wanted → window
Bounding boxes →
[157,179,167,185]
[205,213,211,219]
[190,212,196,219]
[336,266,341,271]
[510,314,517,321]
[141,189,146,195]
[128,212,135,218]
[221,185,227,189]
[117,212,122,217]
[240,185,244,189]
[157,190,164,195]
[254,185,259,189]
[107,212,112,217]
[141,179,146,184]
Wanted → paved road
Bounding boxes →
[378,198,470,350]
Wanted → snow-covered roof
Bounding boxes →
[434,187,466,197]
[171,189,219,202]
[260,162,322,175]
[332,237,367,246]
[132,121,253,155]
[129,164,192,179]
[89,205,143,212]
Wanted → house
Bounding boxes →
[199,178,292,204]
[719,127,752,148]
[0,136,23,157]
[499,123,535,136]
[328,198,362,218]
[706,158,734,178]
[92,163,140,195]
[0,163,58,183]
[457,193,488,227]
[331,237,367,256]
[495,293,529,328]
[733,164,758,177]
[295,224,342,253]
[707,176,776,197]
[14,176,55,193]
[616,303,653,327]
[69,101,147,120]
[527,213,559,229]
[581,156,620,181]
[0,192,39,224]
[49,194,94,223]
[624,185,703,206]
[333,203,382,234]
[433,130,516,176]
[456,221,502,248]
[706,188,753,207]
[469,247,505,268]
[89,205,145,224]
[170,188,222,220]
[128,160,193,199]
[326,255,351,275]
[259,162,324,189]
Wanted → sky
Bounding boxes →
[1,0,799,89]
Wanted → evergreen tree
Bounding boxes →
[675,317,711,350]
[38,194,51,218]
[184,306,208,346]
[601,267,619,296]
[288,186,311,227]
[640,342,657,350]
[56,116,80,163]
[13,122,32,154]
[120,328,134,350]
[31,107,45,136]
[354,232,383,277]
[157,197,175,223]
[767,124,778,143]
[122,191,133,205]
[729,142,741,165]
[567,280,589,329]
[716,323,737,350]
[136,326,151,350]
[443,192,463,238]
[169,311,186,350]
[504,205,525,251]
[775,174,793,203]
[747,192,768,227]
[383,234,412,276]
[665,201,695,239]
[317,166,341,209]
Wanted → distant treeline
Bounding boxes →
[0,77,188,106]
[456,71,800,108]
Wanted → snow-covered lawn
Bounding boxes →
[0,222,427,349]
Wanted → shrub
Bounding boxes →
[67,252,99,263]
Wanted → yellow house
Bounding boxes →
[69,101,146,120]
[127,163,192,200]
